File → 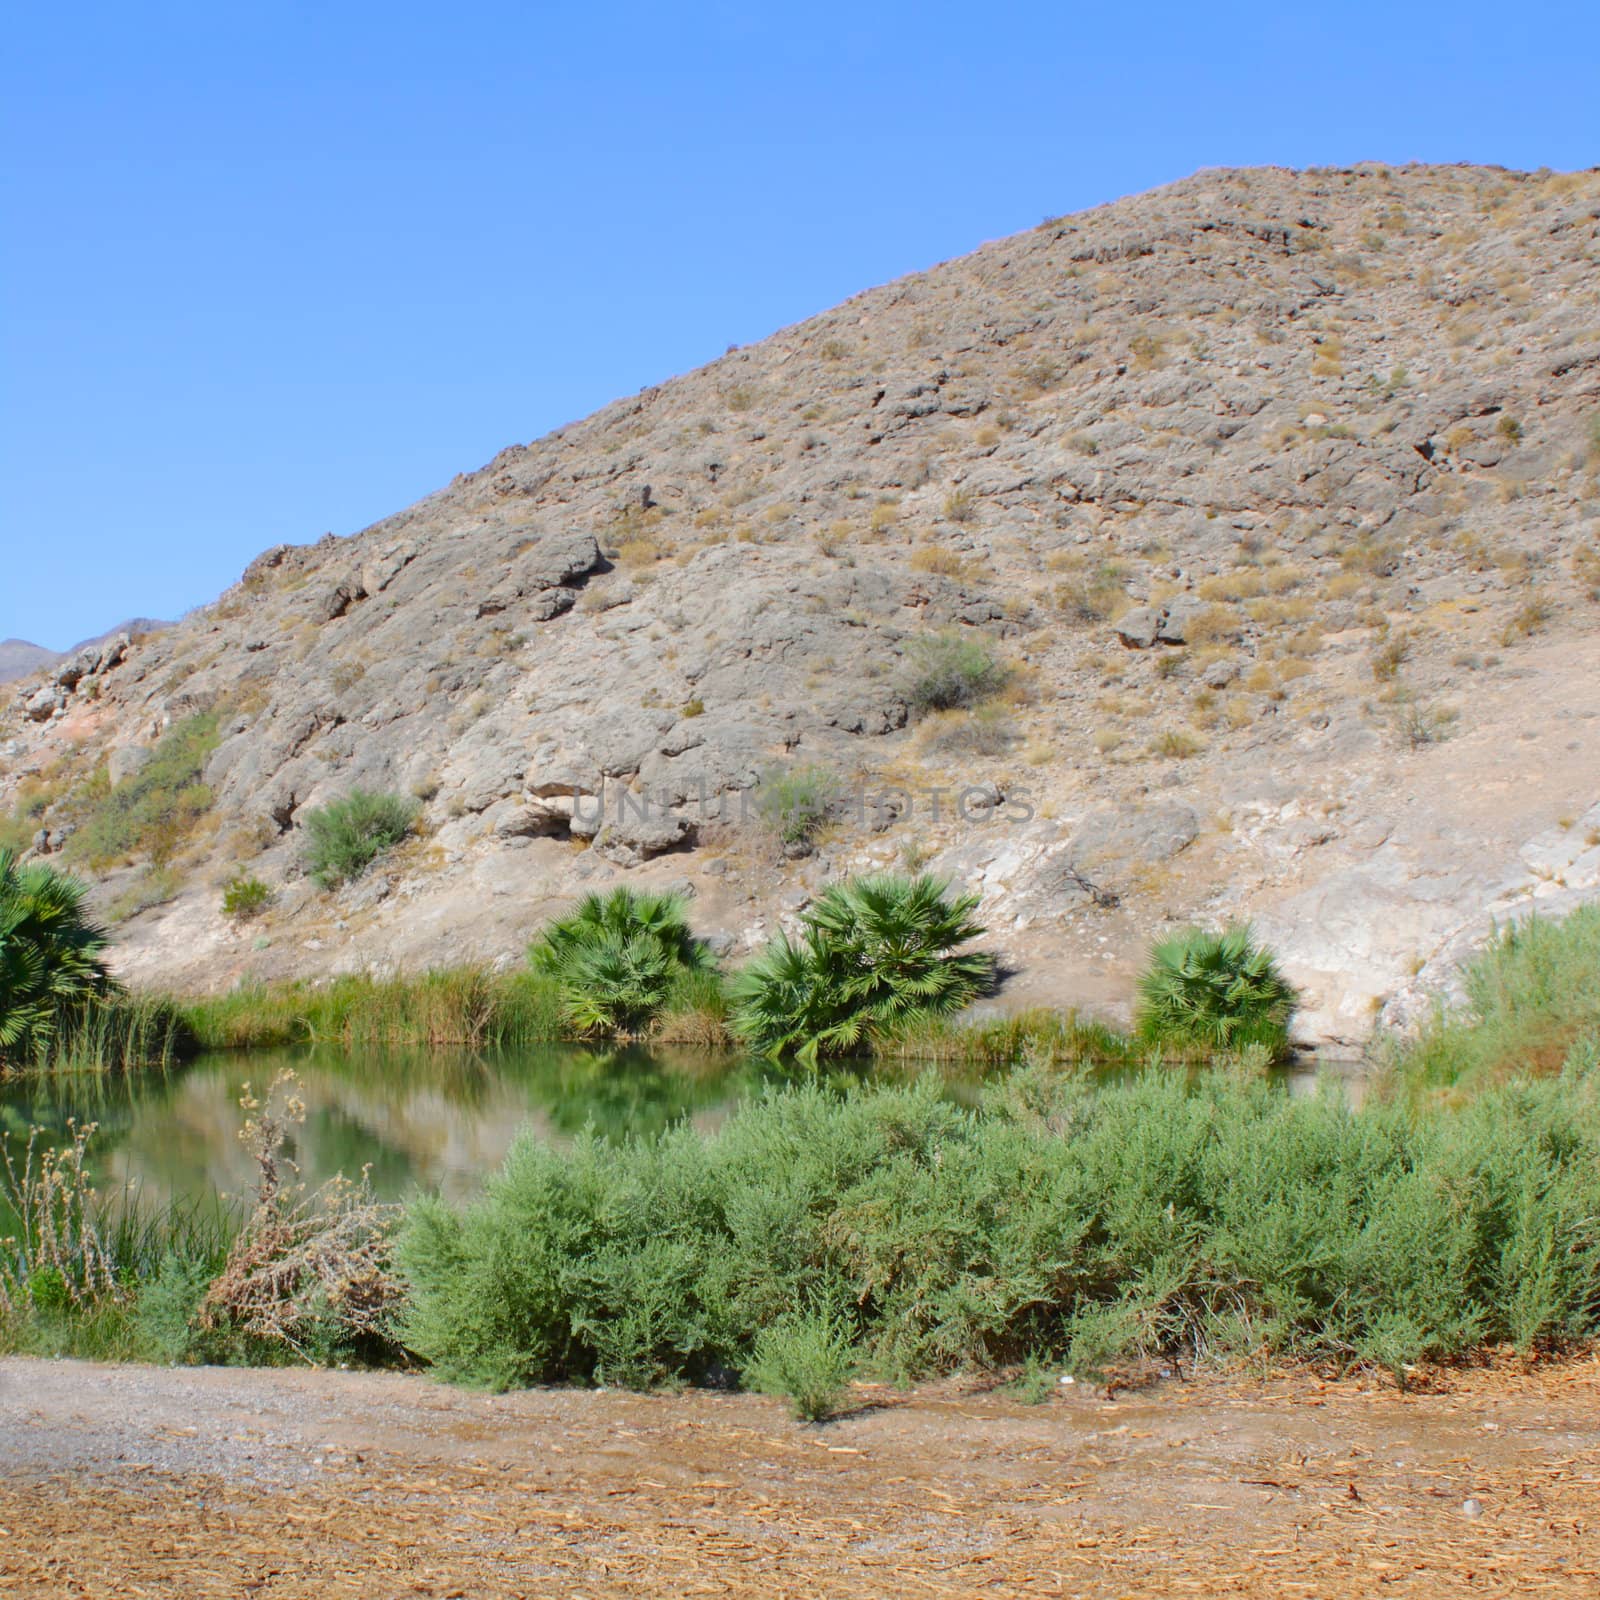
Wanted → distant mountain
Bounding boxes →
[0,640,59,684]
[0,619,170,684]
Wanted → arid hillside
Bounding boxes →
[5,162,1599,1044]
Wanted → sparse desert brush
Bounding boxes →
[1391,692,1459,748]
[221,873,274,922]
[942,486,977,523]
[1369,631,1411,681]
[909,547,969,579]
[63,711,221,871]
[897,630,1010,716]
[1199,570,1269,602]
[1055,562,1128,623]
[1501,592,1553,645]
[302,790,419,890]
[616,538,663,568]
[1573,542,1600,601]
[1150,728,1204,760]
[754,763,840,850]
[918,703,1017,758]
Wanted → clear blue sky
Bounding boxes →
[3,2,1595,648]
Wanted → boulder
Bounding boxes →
[1113,606,1162,649]
[592,810,694,867]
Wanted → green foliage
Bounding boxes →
[745,1310,857,1419]
[730,874,993,1064]
[181,967,567,1051]
[529,889,718,1038]
[397,1065,1600,1394]
[1387,907,1600,1090]
[221,873,274,921]
[0,850,116,1065]
[302,789,418,889]
[65,712,221,868]
[897,630,1010,717]
[755,763,839,848]
[24,992,194,1076]
[1135,924,1298,1060]
[871,1005,1140,1071]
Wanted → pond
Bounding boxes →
[1,1047,1363,1219]
[0,1045,772,1215]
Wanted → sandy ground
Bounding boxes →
[2,1356,1597,1598]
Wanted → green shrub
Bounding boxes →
[897,630,1009,717]
[64,712,220,868]
[302,789,418,889]
[529,888,718,1038]
[1135,924,1298,1060]
[745,1310,857,1420]
[397,1066,1600,1394]
[730,874,994,1064]
[221,873,274,921]
[754,763,839,848]
[0,850,117,1066]
[1388,907,1600,1090]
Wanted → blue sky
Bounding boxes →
[3,3,1595,648]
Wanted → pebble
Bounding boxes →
[1462,1497,1483,1518]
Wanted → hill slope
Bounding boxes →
[4,163,1599,1044]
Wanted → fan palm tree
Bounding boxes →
[1134,923,1298,1060]
[731,873,994,1065]
[0,849,117,1063]
[529,888,715,1037]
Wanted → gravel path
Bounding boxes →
[3,1355,1598,1596]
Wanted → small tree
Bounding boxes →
[731,873,993,1065]
[0,849,117,1063]
[529,888,717,1037]
[1134,924,1298,1060]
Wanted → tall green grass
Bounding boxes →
[182,967,568,1051]
[1386,906,1600,1090]
[18,993,195,1076]
[871,1006,1143,1070]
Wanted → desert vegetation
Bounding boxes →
[730,874,994,1065]
[528,888,724,1038]
[3,906,1599,1413]
[302,789,419,889]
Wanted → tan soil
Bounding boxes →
[3,1356,1597,1597]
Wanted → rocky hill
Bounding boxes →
[0,622,170,685]
[4,163,1599,1047]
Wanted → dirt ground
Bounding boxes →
[2,1356,1597,1598]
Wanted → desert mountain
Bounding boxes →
[4,163,1599,1045]
[0,621,170,685]
[0,642,59,686]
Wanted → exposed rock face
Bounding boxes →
[4,164,1600,1043]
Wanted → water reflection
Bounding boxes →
[1,1044,768,1213]
[1,1047,1355,1218]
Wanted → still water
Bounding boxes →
[0,1046,770,1214]
[1,1047,1359,1216]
